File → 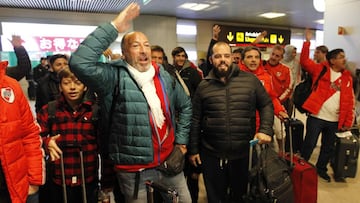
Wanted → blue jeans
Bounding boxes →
[301,116,338,172]
[116,169,191,203]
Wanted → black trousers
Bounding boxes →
[41,180,98,203]
[0,188,11,203]
[201,151,248,203]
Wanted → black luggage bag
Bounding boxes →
[332,130,359,178]
[243,140,294,203]
[285,118,304,153]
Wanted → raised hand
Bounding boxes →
[253,30,267,44]
[112,2,140,33]
[305,28,312,42]
[10,35,23,48]
[213,24,221,41]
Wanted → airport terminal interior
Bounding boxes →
[2,0,360,202]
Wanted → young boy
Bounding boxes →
[36,67,100,203]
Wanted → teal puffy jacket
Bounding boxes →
[69,23,192,165]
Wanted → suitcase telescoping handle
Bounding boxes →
[248,139,259,171]
[247,139,259,194]
[60,153,67,203]
[60,143,87,203]
[282,118,294,166]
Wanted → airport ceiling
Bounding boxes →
[0,0,324,30]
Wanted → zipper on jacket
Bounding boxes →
[149,110,162,165]
[226,87,231,153]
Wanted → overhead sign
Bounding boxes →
[33,36,84,52]
[217,24,291,47]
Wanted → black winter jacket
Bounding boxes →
[189,65,274,160]
[35,72,60,112]
[5,46,31,81]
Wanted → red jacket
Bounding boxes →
[264,61,292,102]
[300,41,355,129]
[0,61,45,203]
[239,64,286,130]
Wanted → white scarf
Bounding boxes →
[127,64,165,128]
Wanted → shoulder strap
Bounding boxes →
[47,100,57,135]
[312,66,327,90]
[91,102,99,122]
[174,70,190,96]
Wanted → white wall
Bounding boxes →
[133,15,177,59]
[324,0,360,69]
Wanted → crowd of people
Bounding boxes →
[0,2,359,203]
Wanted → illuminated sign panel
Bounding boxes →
[34,36,84,52]
[217,24,291,47]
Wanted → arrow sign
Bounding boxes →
[217,24,290,47]
[278,35,284,44]
[227,32,234,42]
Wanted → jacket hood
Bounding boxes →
[283,45,296,62]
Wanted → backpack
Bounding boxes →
[243,145,294,203]
[293,66,327,114]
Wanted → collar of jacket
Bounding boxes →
[239,63,266,76]
[173,60,191,72]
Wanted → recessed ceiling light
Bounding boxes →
[313,0,325,12]
[259,12,286,19]
[315,19,324,24]
[179,3,210,11]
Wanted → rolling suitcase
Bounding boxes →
[283,120,318,203]
[60,144,87,203]
[145,180,178,203]
[285,118,304,153]
[332,129,359,179]
[285,109,304,153]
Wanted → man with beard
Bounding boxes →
[189,41,274,202]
